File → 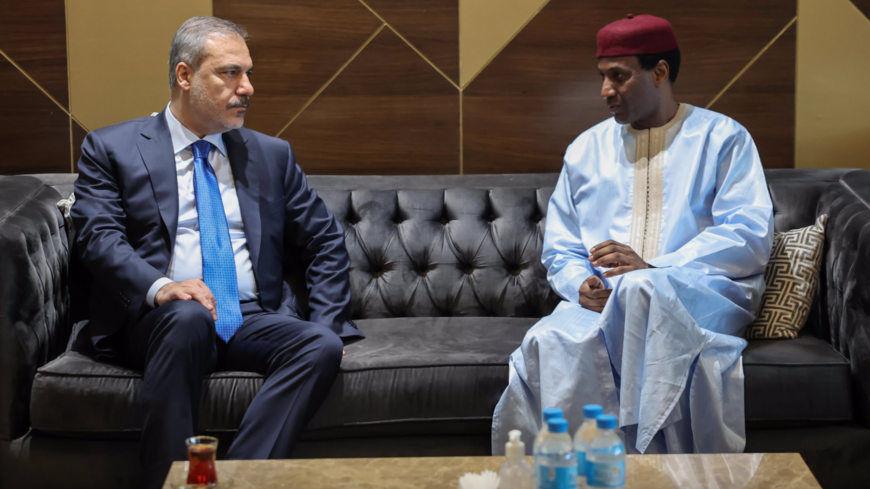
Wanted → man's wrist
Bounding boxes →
[146,277,175,308]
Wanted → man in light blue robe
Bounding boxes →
[491,14,774,455]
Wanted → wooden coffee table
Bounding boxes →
[162,453,821,488]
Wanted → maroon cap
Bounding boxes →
[596,14,679,58]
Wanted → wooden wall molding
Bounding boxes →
[707,16,798,110]
[0,1,804,175]
[275,24,387,138]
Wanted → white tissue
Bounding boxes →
[457,470,500,489]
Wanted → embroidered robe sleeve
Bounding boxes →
[646,129,774,278]
[542,163,599,303]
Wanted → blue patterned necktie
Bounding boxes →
[191,140,243,341]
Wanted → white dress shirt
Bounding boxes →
[145,103,259,307]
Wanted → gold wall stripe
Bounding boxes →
[66,0,72,172]
[854,0,870,24]
[0,44,92,134]
[459,91,464,174]
[69,116,74,173]
[459,2,463,175]
[0,46,74,119]
[0,43,92,135]
[460,0,550,89]
[357,0,461,91]
[706,16,797,109]
[71,114,89,131]
[275,24,386,138]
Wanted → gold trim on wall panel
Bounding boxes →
[459,91,464,174]
[69,115,73,173]
[358,0,460,91]
[66,0,73,172]
[0,46,72,119]
[706,16,797,109]
[64,0,70,112]
[459,0,549,88]
[275,24,386,138]
[458,1,463,175]
[71,114,89,132]
[67,0,212,131]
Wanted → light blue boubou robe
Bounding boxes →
[491,104,774,455]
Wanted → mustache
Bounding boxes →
[227,97,249,109]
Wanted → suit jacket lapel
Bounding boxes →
[224,129,262,277]
[137,111,179,251]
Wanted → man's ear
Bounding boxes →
[175,62,194,91]
[653,60,670,87]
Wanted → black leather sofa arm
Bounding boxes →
[819,170,870,426]
[0,176,71,440]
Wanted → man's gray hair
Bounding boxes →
[168,16,248,88]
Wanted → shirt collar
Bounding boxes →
[164,102,227,157]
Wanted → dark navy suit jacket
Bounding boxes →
[71,110,364,358]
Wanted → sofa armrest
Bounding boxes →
[0,176,71,440]
[819,169,870,426]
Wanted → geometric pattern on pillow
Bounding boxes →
[744,214,827,340]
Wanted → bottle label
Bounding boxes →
[576,451,586,480]
[586,460,625,488]
[536,465,577,489]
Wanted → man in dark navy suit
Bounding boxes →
[70,16,363,489]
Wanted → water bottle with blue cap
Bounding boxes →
[535,408,564,452]
[573,404,603,486]
[585,414,625,488]
[535,418,577,489]
[534,408,564,485]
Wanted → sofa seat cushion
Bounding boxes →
[32,317,851,437]
[743,335,853,428]
[30,317,535,437]
[30,351,264,436]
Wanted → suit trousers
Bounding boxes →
[123,299,344,489]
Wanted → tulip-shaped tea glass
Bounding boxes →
[185,436,218,486]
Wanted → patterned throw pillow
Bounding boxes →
[744,215,827,340]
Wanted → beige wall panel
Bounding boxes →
[68,0,212,130]
[459,0,548,87]
[796,0,870,169]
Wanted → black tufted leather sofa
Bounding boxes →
[2,170,870,489]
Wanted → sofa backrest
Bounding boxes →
[0,176,70,440]
[308,175,563,319]
[764,169,851,232]
[307,171,851,321]
[25,170,846,323]
[752,169,851,338]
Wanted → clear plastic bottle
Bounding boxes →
[585,414,625,488]
[499,430,534,489]
[534,408,564,485]
[535,418,577,489]
[534,408,564,450]
[573,404,602,487]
